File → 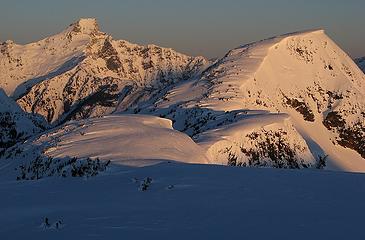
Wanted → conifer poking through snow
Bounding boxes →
[139,177,153,191]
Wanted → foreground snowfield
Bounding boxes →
[1,115,364,238]
[1,163,365,239]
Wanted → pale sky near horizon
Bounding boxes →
[0,0,364,59]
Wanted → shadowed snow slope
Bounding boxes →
[0,89,47,151]
[1,163,365,239]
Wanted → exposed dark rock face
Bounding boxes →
[61,83,123,123]
[323,111,345,129]
[323,111,365,158]
[285,97,315,122]
[98,38,118,58]
[98,39,122,72]
[239,129,310,169]
[106,56,122,72]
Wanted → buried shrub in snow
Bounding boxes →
[315,154,328,169]
[16,156,110,180]
[41,217,51,229]
[139,177,153,191]
[41,217,64,230]
[166,184,175,190]
[227,151,238,167]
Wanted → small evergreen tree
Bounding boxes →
[316,154,328,169]
[44,217,50,228]
[33,156,43,180]
[227,152,238,166]
[139,177,153,191]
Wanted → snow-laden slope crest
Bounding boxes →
[0,114,208,180]
[128,29,365,172]
[198,29,365,112]
[0,18,208,123]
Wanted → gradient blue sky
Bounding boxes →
[1,0,364,59]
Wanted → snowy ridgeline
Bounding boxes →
[0,115,209,180]
[1,162,365,239]
[1,18,365,174]
[0,114,330,181]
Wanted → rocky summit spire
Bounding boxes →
[69,18,99,35]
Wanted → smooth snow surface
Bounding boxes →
[19,114,208,167]
[1,163,365,239]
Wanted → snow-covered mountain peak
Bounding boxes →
[0,19,105,97]
[67,18,100,35]
[280,28,325,37]
[233,29,325,52]
[198,28,364,112]
[134,29,365,171]
[5,19,208,123]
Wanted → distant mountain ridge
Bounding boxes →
[1,18,208,124]
[1,18,365,172]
